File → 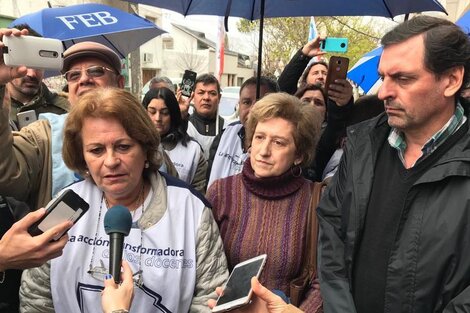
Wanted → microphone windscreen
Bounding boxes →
[104,205,132,236]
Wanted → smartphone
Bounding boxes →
[320,37,348,53]
[212,254,267,313]
[325,56,350,93]
[3,35,64,70]
[28,189,89,240]
[180,70,197,97]
[17,110,37,129]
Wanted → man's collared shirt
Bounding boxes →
[388,102,466,168]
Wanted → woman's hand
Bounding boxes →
[101,260,134,313]
[208,277,290,313]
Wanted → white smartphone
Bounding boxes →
[17,110,37,129]
[28,189,89,241]
[212,254,267,313]
[3,35,64,70]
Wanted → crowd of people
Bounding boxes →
[0,13,470,313]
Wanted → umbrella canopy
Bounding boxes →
[126,0,446,19]
[456,8,470,36]
[125,0,446,97]
[347,46,383,94]
[9,3,166,58]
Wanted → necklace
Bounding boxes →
[87,182,147,286]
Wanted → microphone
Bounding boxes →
[104,205,132,284]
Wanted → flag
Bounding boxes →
[308,16,323,63]
[216,16,225,82]
[308,16,318,42]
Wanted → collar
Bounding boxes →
[388,102,466,167]
[191,110,217,123]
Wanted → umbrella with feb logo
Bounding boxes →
[9,3,166,59]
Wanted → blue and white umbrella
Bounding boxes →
[347,46,383,94]
[456,8,470,36]
[9,3,166,58]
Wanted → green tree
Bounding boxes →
[238,16,384,77]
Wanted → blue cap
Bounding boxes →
[104,205,132,236]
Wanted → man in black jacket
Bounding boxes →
[187,73,226,159]
[317,16,470,313]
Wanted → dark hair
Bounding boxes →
[142,87,191,146]
[240,76,280,94]
[194,73,221,94]
[299,60,328,87]
[294,83,326,102]
[381,15,470,95]
[10,24,41,37]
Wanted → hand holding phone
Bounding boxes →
[3,35,64,70]
[325,56,350,94]
[28,189,89,241]
[181,70,197,97]
[212,254,267,312]
[320,37,348,53]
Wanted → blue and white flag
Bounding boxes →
[308,16,318,41]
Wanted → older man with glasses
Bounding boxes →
[0,30,176,217]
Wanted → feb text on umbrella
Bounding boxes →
[9,3,166,58]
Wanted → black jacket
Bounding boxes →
[318,111,470,313]
[278,49,311,95]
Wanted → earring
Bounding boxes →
[144,160,150,169]
[291,164,302,177]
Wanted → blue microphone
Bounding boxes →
[104,205,132,284]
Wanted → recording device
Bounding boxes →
[180,69,197,97]
[17,110,37,129]
[28,189,89,241]
[212,254,267,313]
[325,56,350,93]
[320,37,348,53]
[104,205,132,284]
[2,35,64,70]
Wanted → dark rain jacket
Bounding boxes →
[317,110,470,313]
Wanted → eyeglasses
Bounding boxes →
[63,65,116,82]
[88,259,144,287]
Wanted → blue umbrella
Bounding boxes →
[125,0,446,19]
[9,3,166,58]
[456,9,470,36]
[124,0,446,97]
[347,46,383,94]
